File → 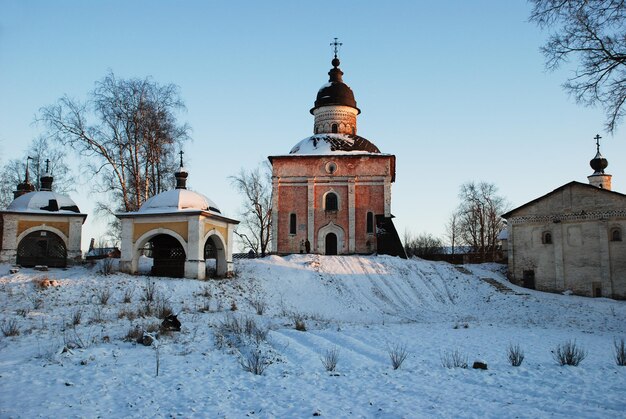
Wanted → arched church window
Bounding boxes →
[289,213,297,235]
[325,192,338,211]
[542,231,552,245]
[366,211,374,234]
[611,228,622,242]
[331,123,338,133]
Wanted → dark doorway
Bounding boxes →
[17,230,67,268]
[522,270,535,289]
[150,234,185,278]
[325,233,337,255]
[204,236,222,277]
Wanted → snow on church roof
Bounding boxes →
[135,189,222,215]
[288,134,381,155]
[5,191,83,215]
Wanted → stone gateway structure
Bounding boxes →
[269,44,405,257]
[117,163,239,279]
[0,164,87,267]
[502,139,626,299]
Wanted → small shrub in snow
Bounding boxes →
[388,343,409,370]
[293,313,307,331]
[217,315,269,347]
[124,325,143,342]
[441,349,468,369]
[122,287,134,304]
[197,285,212,299]
[89,306,106,324]
[143,280,157,303]
[16,308,29,317]
[27,295,44,310]
[251,298,267,316]
[63,325,92,349]
[239,348,269,375]
[118,308,138,321]
[95,287,111,305]
[70,308,83,326]
[98,258,114,276]
[155,297,174,320]
[553,340,587,366]
[230,301,238,311]
[145,322,161,334]
[507,343,525,367]
[320,347,340,372]
[614,338,626,366]
[1,319,20,337]
[197,299,211,313]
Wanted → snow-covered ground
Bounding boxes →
[0,255,624,418]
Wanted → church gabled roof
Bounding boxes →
[501,181,626,219]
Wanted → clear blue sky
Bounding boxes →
[1,0,622,250]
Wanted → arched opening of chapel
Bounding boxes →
[17,230,67,268]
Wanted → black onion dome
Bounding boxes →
[590,151,609,173]
[310,58,360,114]
[290,134,380,154]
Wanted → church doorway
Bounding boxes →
[325,233,338,255]
[149,234,186,278]
[522,270,535,290]
[204,234,227,277]
[17,230,67,268]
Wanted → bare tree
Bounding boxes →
[230,163,272,257]
[38,72,189,219]
[403,230,444,259]
[445,212,460,256]
[455,181,508,261]
[0,137,73,209]
[530,0,626,133]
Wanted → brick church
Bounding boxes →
[269,42,405,257]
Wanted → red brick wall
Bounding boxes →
[272,154,394,254]
[277,185,308,253]
[355,184,385,253]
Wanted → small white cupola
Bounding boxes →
[588,134,612,190]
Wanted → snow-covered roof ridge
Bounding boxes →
[136,189,221,215]
[288,133,381,155]
[4,190,83,215]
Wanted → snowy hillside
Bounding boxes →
[0,255,625,418]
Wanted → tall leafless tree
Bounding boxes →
[530,0,626,133]
[38,72,189,220]
[0,137,73,209]
[445,212,461,256]
[454,181,508,261]
[230,163,272,257]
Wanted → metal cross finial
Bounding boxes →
[330,37,342,59]
[594,134,602,152]
[179,150,184,167]
[45,158,50,173]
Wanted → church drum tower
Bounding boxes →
[269,41,405,257]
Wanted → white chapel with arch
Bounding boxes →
[117,156,239,279]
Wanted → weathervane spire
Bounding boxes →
[179,150,184,168]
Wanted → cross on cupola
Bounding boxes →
[330,37,342,59]
[588,133,612,189]
[175,150,188,190]
[40,157,54,191]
